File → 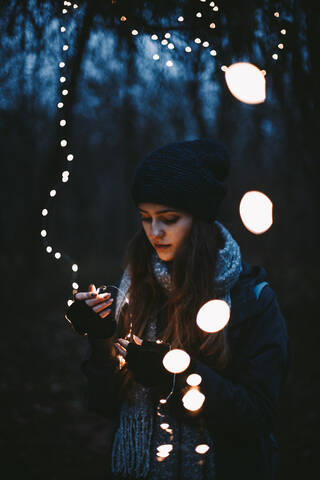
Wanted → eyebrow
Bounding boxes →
[139,208,179,214]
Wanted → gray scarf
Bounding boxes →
[112,221,242,479]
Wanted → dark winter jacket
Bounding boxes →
[81,261,291,480]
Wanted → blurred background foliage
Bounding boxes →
[1,0,319,478]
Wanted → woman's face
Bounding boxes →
[138,203,193,261]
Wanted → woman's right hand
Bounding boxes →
[75,283,114,319]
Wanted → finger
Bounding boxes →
[114,343,127,358]
[118,338,129,348]
[99,308,111,318]
[88,284,97,293]
[133,334,143,346]
[75,291,98,301]
[85,292,111,307]
[92,298,114,313]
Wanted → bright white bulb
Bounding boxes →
[153,54,160,60]
[62,9,67,14]
[72,264,78,272]
[159,399,167,404]
[210,49,217,56]
[161,39,168,45]
[196,12,202,18]
[195,444,210,454]
[60,76,66,83]
[67,299,73,307]
[221,65,228,71]
[60,139,67,147]
[55,252,61,259]
[60,27,66,33]
[131,29,138,36]
[62,170,69,177]
[239,191,273,234]
[182,388,205,411]
[185,46,192,53]
[225,62,266,104]
[163,349,190,374]
[274,11,280,17]
[196,299,230,333]
[46,246,52,253]
[177,16,184,22]
[164,33,171,39]
[194,38,201,44]
[157,444,173,454]
[63,45,69,51]
[50,189,56,197]
[272,53,278,60]
[168,43,174,50]
[57,102,64,108]
[210,1,215,6]
[62,177,68,183]
[281,29,286,35]
[186,374,202,387]
[73,3,79,8]
[72,282,79,289]
[42,209,48,216]
[41,229,47,237]
[210,23,216,29]
[160,423,169,430]
[213,6,219,11]
[60,119,66,126]
[151,34,158,40]
[202,41,209,47]
[278,43,284,49]
[166,60,173,67]
[67,154,74,161]
[62,89,68,95]
[59,62,65,68]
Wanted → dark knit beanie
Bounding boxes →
[131,139,230,221]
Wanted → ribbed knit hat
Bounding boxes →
[131,139,230,220]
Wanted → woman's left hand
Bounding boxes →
[114,334,143,358]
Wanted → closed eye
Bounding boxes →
[141,217,179,224]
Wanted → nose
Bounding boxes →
[149,220,165,239]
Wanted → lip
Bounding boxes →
[154,244,171,249]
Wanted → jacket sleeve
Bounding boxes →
[191,286,290,439]
[81,338,121,420]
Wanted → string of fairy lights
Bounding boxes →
[41,0,289,459]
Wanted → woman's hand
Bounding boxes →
[75,283,114,319]
[114,335,143,358]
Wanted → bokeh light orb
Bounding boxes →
[196,299,230,333]
[182,388,205,411]
[195,444,210,454]
[225,62,266,104]
[186,373,202,386]
[163,349,190,374]
[239,191,273,234]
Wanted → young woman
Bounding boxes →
[66,139,290,480]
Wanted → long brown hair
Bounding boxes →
[112,218,232,395]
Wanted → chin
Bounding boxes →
[157,251,174,262]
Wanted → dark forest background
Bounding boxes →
[1,0,319,478]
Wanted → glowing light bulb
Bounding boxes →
[50,189,56,197]
[62,9,67,14]
[166,60,173,67]
[185,46,192,52]
[72,282,79,289]
[161,39,168,45]
[274,11,280,17]
[42,209,48,216]
[62,89,68,95]
[157,444,173,453]
[186,374,202,387]
[196,12,202,18]
[160,399,167,404]
[195,444,210,454]
[210,1,215,6]
[62,170,69,177]
[153,54,160,60]
[194,38,201,44]
[239,191,273,234]
[60,76,66,83]
[63,45,69,51]
[59,62,65,68]
[57,102,64,108]
[131,29,138,36]
[41,229,47,237]
[67,154,74,161]
[72,264,78,272]
[196,299,230,333]
[46,246,52,253]
[221,65,227,71]
[67,299,73,307]
[60,27,66,33]
[120,16,127,22]
[60,139,67,147]
[163,349,190,374]
[60,119,66,126]
[281,29,286,35]
[165,33,171,39]
[73,3,78,8]
[272,53,278,60]
[224,62,266,104]
[210,49,217,56]
[168,43,174,50]
[55,252,61,259]
[177,16,184,22]
[182,388,205,411]
[213,6,219,11]
[160,423,170,430]
[62,176,68,183]
[151,34,158,40]
[202,41,209,47]
[278,43,284,49]
[210,23,216,29]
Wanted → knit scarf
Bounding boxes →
[111,221,242,479]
